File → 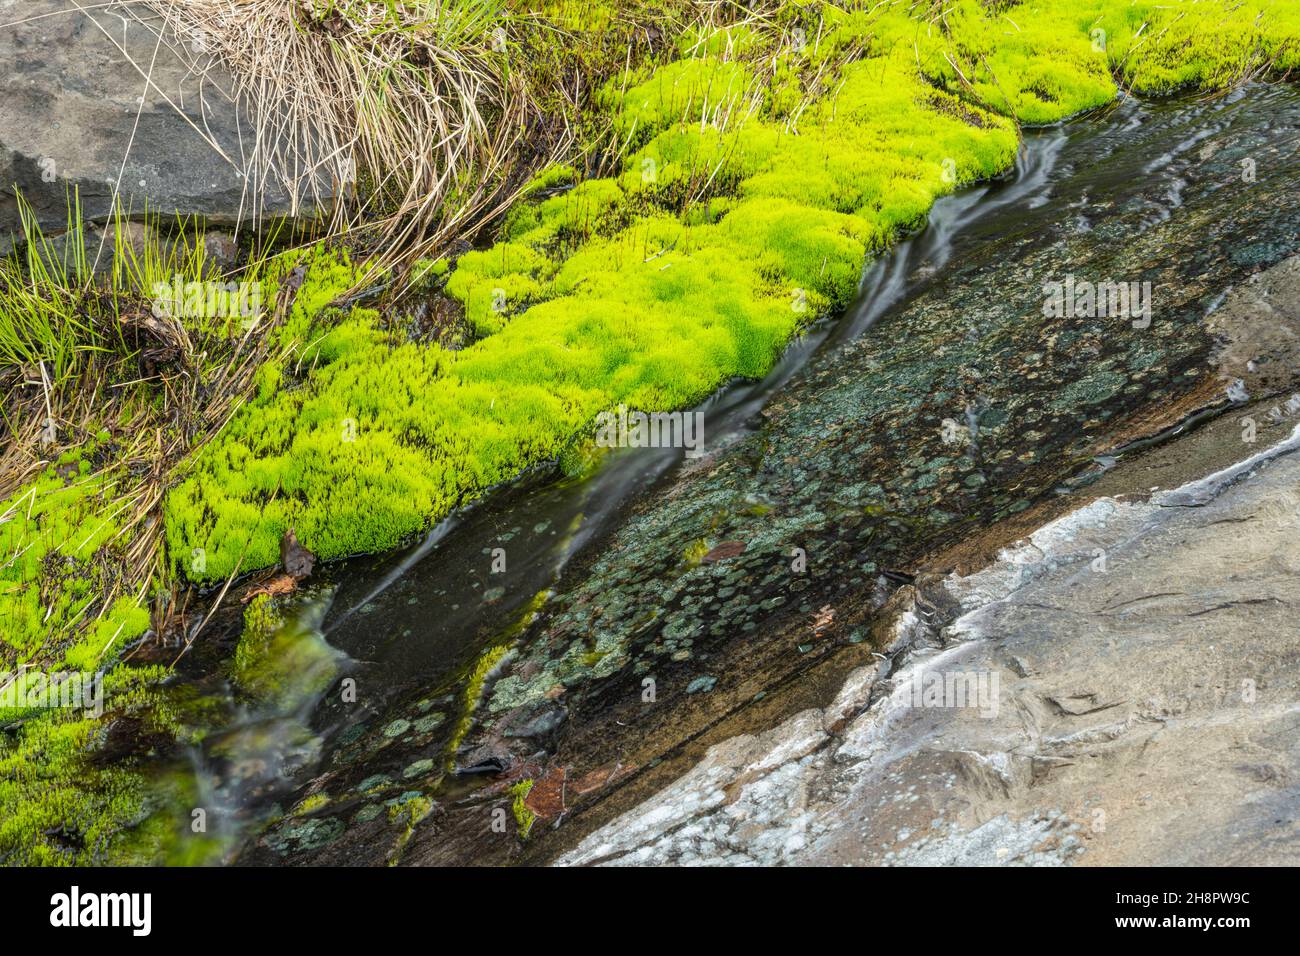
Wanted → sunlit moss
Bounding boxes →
[0,445,152,670]
[900,0,1300,124]
[682,538,710,567]
[289,792,331,817]
[6,0,1298,868]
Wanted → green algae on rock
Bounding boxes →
[510,778,537,838]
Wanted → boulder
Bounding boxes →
[0,0,328,254]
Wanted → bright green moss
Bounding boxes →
[509,778,537,838]
[520,162,577,197]
[0,447,152,671]
[166,0,1299,587]
[682,538,710,567]
[0,232,337,865]
[903,0,1300,123]
[289,792,331,817]
[5,0,1296,868]
[61,601,151,674]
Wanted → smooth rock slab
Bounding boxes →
[558,428,1300,866]
[0,0,326,252]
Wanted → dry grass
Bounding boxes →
[128,2,784,268]
[138,0,576,270]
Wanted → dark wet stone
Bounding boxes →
[0,0,332,253]
[452,744,511,776]
[281,528,316,580]
[503,704,567,741]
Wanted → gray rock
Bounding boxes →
[558,424,1300,866]
[0,0,328,254]
[503,704,567,741]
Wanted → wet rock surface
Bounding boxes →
[561,425,1300,865]
[481,84,1297,742]
[237,85,1300,866]
[0,0,322,251]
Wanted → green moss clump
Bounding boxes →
[901,0,1299,124]
[0,445,153,671]
[509,778,536,838]
[682,538,710,567]
[289,792,331,817]
[520,162,577,197]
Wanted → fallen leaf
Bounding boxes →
[702,540,747,562]
[280,527,315,580]
[240,573,298,604]
[523,765,568,820]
